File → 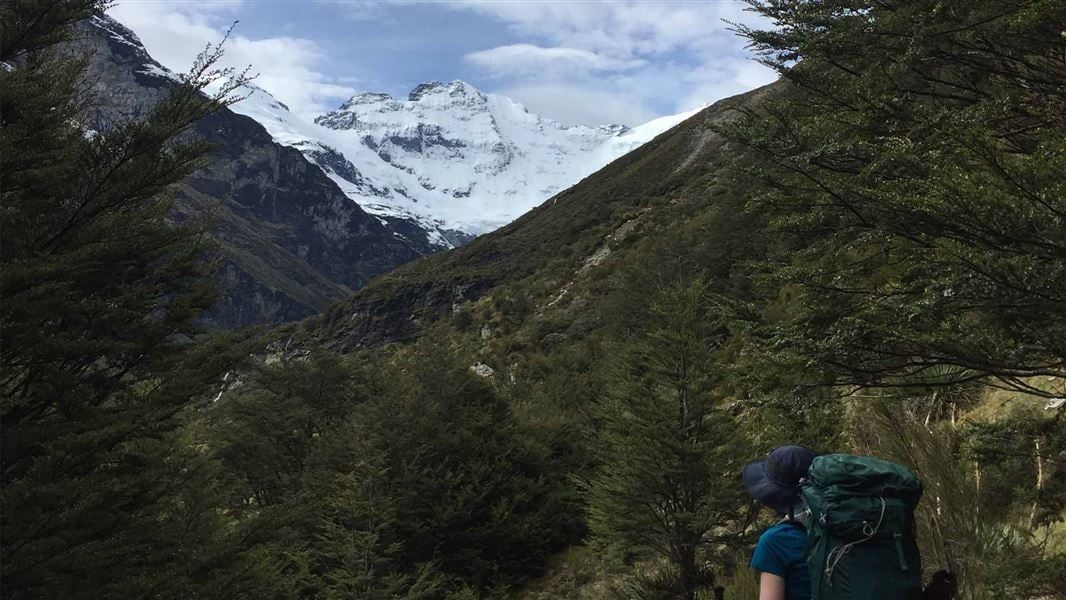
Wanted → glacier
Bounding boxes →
[221,80,701,248]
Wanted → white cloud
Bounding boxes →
[108,1,353,117]
[501,83,657,127]
[465,44,644,79]
[677,59,779,112]
[320,0,397,22]
[107,0,778,127]
[449,0,777,124]
[450,0,757,58]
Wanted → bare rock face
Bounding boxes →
[70,15,435,329]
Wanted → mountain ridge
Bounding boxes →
[75,14,436,328]
[286,80,782,351]
[82,11,724,329]
[221,75,702,247]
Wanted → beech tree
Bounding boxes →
[587,273,751,600]
[724,0,1066,396]
[1,2,262,596]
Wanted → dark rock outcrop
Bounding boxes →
[70,15,432,328]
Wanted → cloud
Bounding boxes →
[108,1,353,117]
[319,0,397,22]
[108,0,778,127]
[449,0,777,124]
[500,83,657,127]
[465,44,644,79]
[676,59,779,112]
[449,1,757,58]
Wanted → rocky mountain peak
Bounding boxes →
[73,12,435,329]
[89,14,149,57]
[340,91,395,109]
[408,80,486,104]
[204,59,700,246]
[87,14,178,87]
[597,123,630,137]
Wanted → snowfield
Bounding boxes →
[222,80,701,248]
[103,12,703,250]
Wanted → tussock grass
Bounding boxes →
[851,397,1066,600]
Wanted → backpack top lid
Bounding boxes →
[805,453,922,507]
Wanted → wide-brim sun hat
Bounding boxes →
[742,445,816,514]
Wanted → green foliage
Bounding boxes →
[981,547,1066,600]
[726,0,1066,395]
[715,2,1066,596]
[209,351,446,598]
[962,406,1066,528]
[6,1,1064,597]
[353,344,567,589]
[210,351,362,507]
[720,551,760,600]
[513,545,622,600]
[718,4,1066,591]
[0,2,270,597]
[208,345,575,596]
[586,265,753,600]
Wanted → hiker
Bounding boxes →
[742,445,815,600]
[745,446,944,600]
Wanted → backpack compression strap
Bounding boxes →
[824,496,886,584]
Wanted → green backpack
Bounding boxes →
[802,454,924,600]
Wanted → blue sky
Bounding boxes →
[110,1,777,126]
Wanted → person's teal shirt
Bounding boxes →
[751,522,810,600]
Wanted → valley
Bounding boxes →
[74,14,694,329]
[3,2,1063,600]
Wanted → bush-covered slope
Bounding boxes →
[8,2,1063,599]
[298,82,782,350]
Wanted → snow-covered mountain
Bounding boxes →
[223,80,700,248]
[81,11,706,328]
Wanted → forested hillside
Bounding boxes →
[2,1,1063,599]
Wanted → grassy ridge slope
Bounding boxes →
[297,82,781,351]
